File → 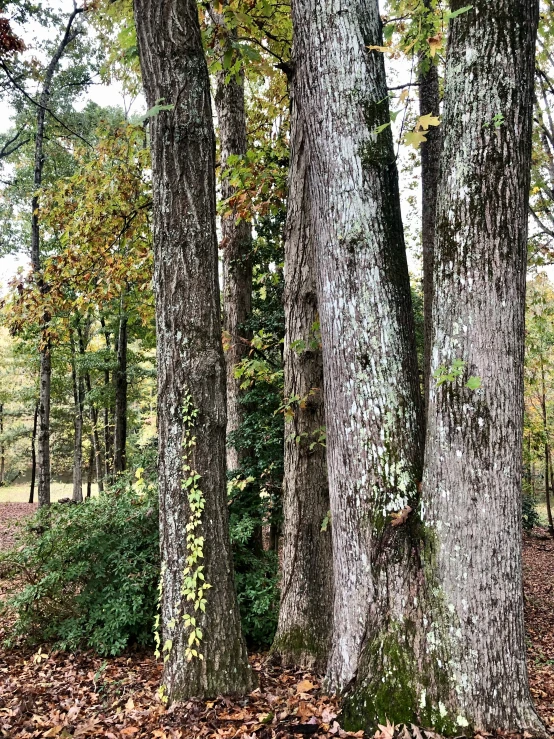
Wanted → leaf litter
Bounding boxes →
[0,506,553,738]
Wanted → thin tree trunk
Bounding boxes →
[542,364,554,537]
[113,307,128,474]
[70,331,84,503]
[212,6,253,473]
[419,0,441,421]
[79,325,104,493]
[101,318,113,479]
[0,403,5,486]
[29,402,38,504]
[31,6,84,508]
[291,0,424,700]
[134,0,253,701]
[271,82,333,671]
[421,0,543,731]
[86,439,93,499]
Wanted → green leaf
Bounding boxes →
[446,5,473,20]
[466,376,482,391]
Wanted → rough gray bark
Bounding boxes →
[134,0,253,701]
[291,0,424,696]
[212,8,253,473]
[31,5,84,508]
[421,0,544,731]
[418,3,441,420]
[113,309,128,474]
[70,331,84,503]
[271,84,333,671]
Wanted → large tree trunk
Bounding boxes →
[113,308,128,474]
[31,6,84,508]
[271,82,333,671]
[212,8,253,473]
[291,0,424,697]
[419,1,441,421]
[134,0,253,702]
[421,0,543,731]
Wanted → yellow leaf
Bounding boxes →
[428,32,443,57]
[417,113,441,130]
[405,130,428,149]
[368,45,394,54]
[399,89,409,104]
[296,679,316,694]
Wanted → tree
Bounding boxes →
[209,3,253,473]
[271,71,333,670]
[290,0,423,695]
[134,0,253,701]
[420,0,543,731]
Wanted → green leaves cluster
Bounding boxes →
[0,460,159,656]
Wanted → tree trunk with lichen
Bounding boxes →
[418,0,544,732]
[271,82,333,671]
[291,0,424,699]
[134,0,253,702]
[212,8,253,474]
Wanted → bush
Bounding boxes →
[522,491,541,531]
[1,474,159,656]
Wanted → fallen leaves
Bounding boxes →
[1,508,554,738]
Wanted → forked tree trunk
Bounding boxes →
[421,0,543,731]
[271,86,333,671]
[212,8,253,473]
[113,309,128,474]
[291,0,424,698]
[419,1,441,420]
[134,0,253,701]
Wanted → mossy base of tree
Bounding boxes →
[270,626,328,671]
[340,623,464,737]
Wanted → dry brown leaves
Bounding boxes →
[0,507,554,738]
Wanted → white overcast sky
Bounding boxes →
[0,0,551,289]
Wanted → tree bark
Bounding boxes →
[31,5,83,508]
[0,403,5,486]
[29,401,38,504]
[542,363,554,537]
[271,82,333,671]
[134,0,253,701]
[113,308,128,474]
[421,0,543,731]
[419,0,441,422]
[80,325,104,493]
[70,331,84,503]
[101,319,113,479]
[291,0,424,697]
[212,8,253,473]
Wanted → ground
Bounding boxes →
[0,502,553,739]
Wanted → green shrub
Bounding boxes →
[522,491,541,531]
[1,474,159,656]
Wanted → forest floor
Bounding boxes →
[0,503,553,739]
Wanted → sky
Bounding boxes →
[0,0,552,289]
